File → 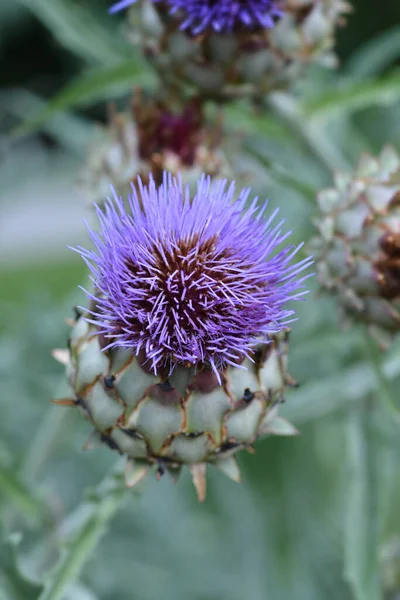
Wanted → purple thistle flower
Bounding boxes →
[109,0,283,34]
[75,174,312,377]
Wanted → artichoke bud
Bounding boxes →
[125,0,351,101]
[311,147,400,341]
[79,90,231,206]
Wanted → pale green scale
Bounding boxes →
[225,398,264,442]
[184,62,225,93]
[110,347,133,374]
[226,359,259,399]
[69,317,89,346]
[84,382,124,431]
[208,36,237,66]
[66,359,76,388]
[75,338,109,391]
[237,50,276,82]
[167,31,198,62]
[257,405,279,436]
[169,367,195,396]
[131,398,183,454]
[363,298,398,328]
[115,360,156,408]
[185,387,231,444]
[166,434,214,463]
[347,258,378,294]
[270,15,302,53]
[110,428,148,459]
[258,348,285,393]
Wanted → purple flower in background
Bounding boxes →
[170,0,283,33]
[109,0,283,34]
[76,174,312,376]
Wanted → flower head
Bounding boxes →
[110,0,282,34]
[76,174,312,376]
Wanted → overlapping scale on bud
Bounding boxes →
[80,91,230,206]
[121,0,350,101]
[55,174,312,500]
[311,147,400,341]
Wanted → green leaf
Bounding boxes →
[345,26,400,79]
[268,92,350,171]
[1,89,93,155]
[283,344,400,425]
[0,465,46,523]
[224,104,294,141]
[15,0,130,65]
[64,583,100,600]
[344,402,384,600]
[243,141,318,203]
[38,462,128,600]
[13,59,154,139]
[303,72,400,119]
[364,335,400,427]
[0,533,43,600]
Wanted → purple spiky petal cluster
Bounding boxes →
[76,174,312,376]
[110,0,283,34]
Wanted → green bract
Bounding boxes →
[55,313,297,500]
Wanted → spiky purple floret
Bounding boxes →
[109,0,283,34]
[75,174,312,376]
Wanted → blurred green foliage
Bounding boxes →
[1,1,400,600]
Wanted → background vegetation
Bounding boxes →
[1,1,400,599]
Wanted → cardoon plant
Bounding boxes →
[8,2,400,600]
[55,174,312,500]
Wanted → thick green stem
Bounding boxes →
[343,332,400,600]
[364,333,400,426]
[38,460,128,600]
[345,402,383,600]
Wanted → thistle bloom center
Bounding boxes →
[109,0,283,34]
[76,174,312,376]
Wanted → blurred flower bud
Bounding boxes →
[123,0,351,101]
[79,91,232,205]
[311,147,400,343]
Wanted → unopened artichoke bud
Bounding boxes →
[55,174,312,500]
[311,147,400,341]
[79,92,231,206]
[111,0,350,101]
